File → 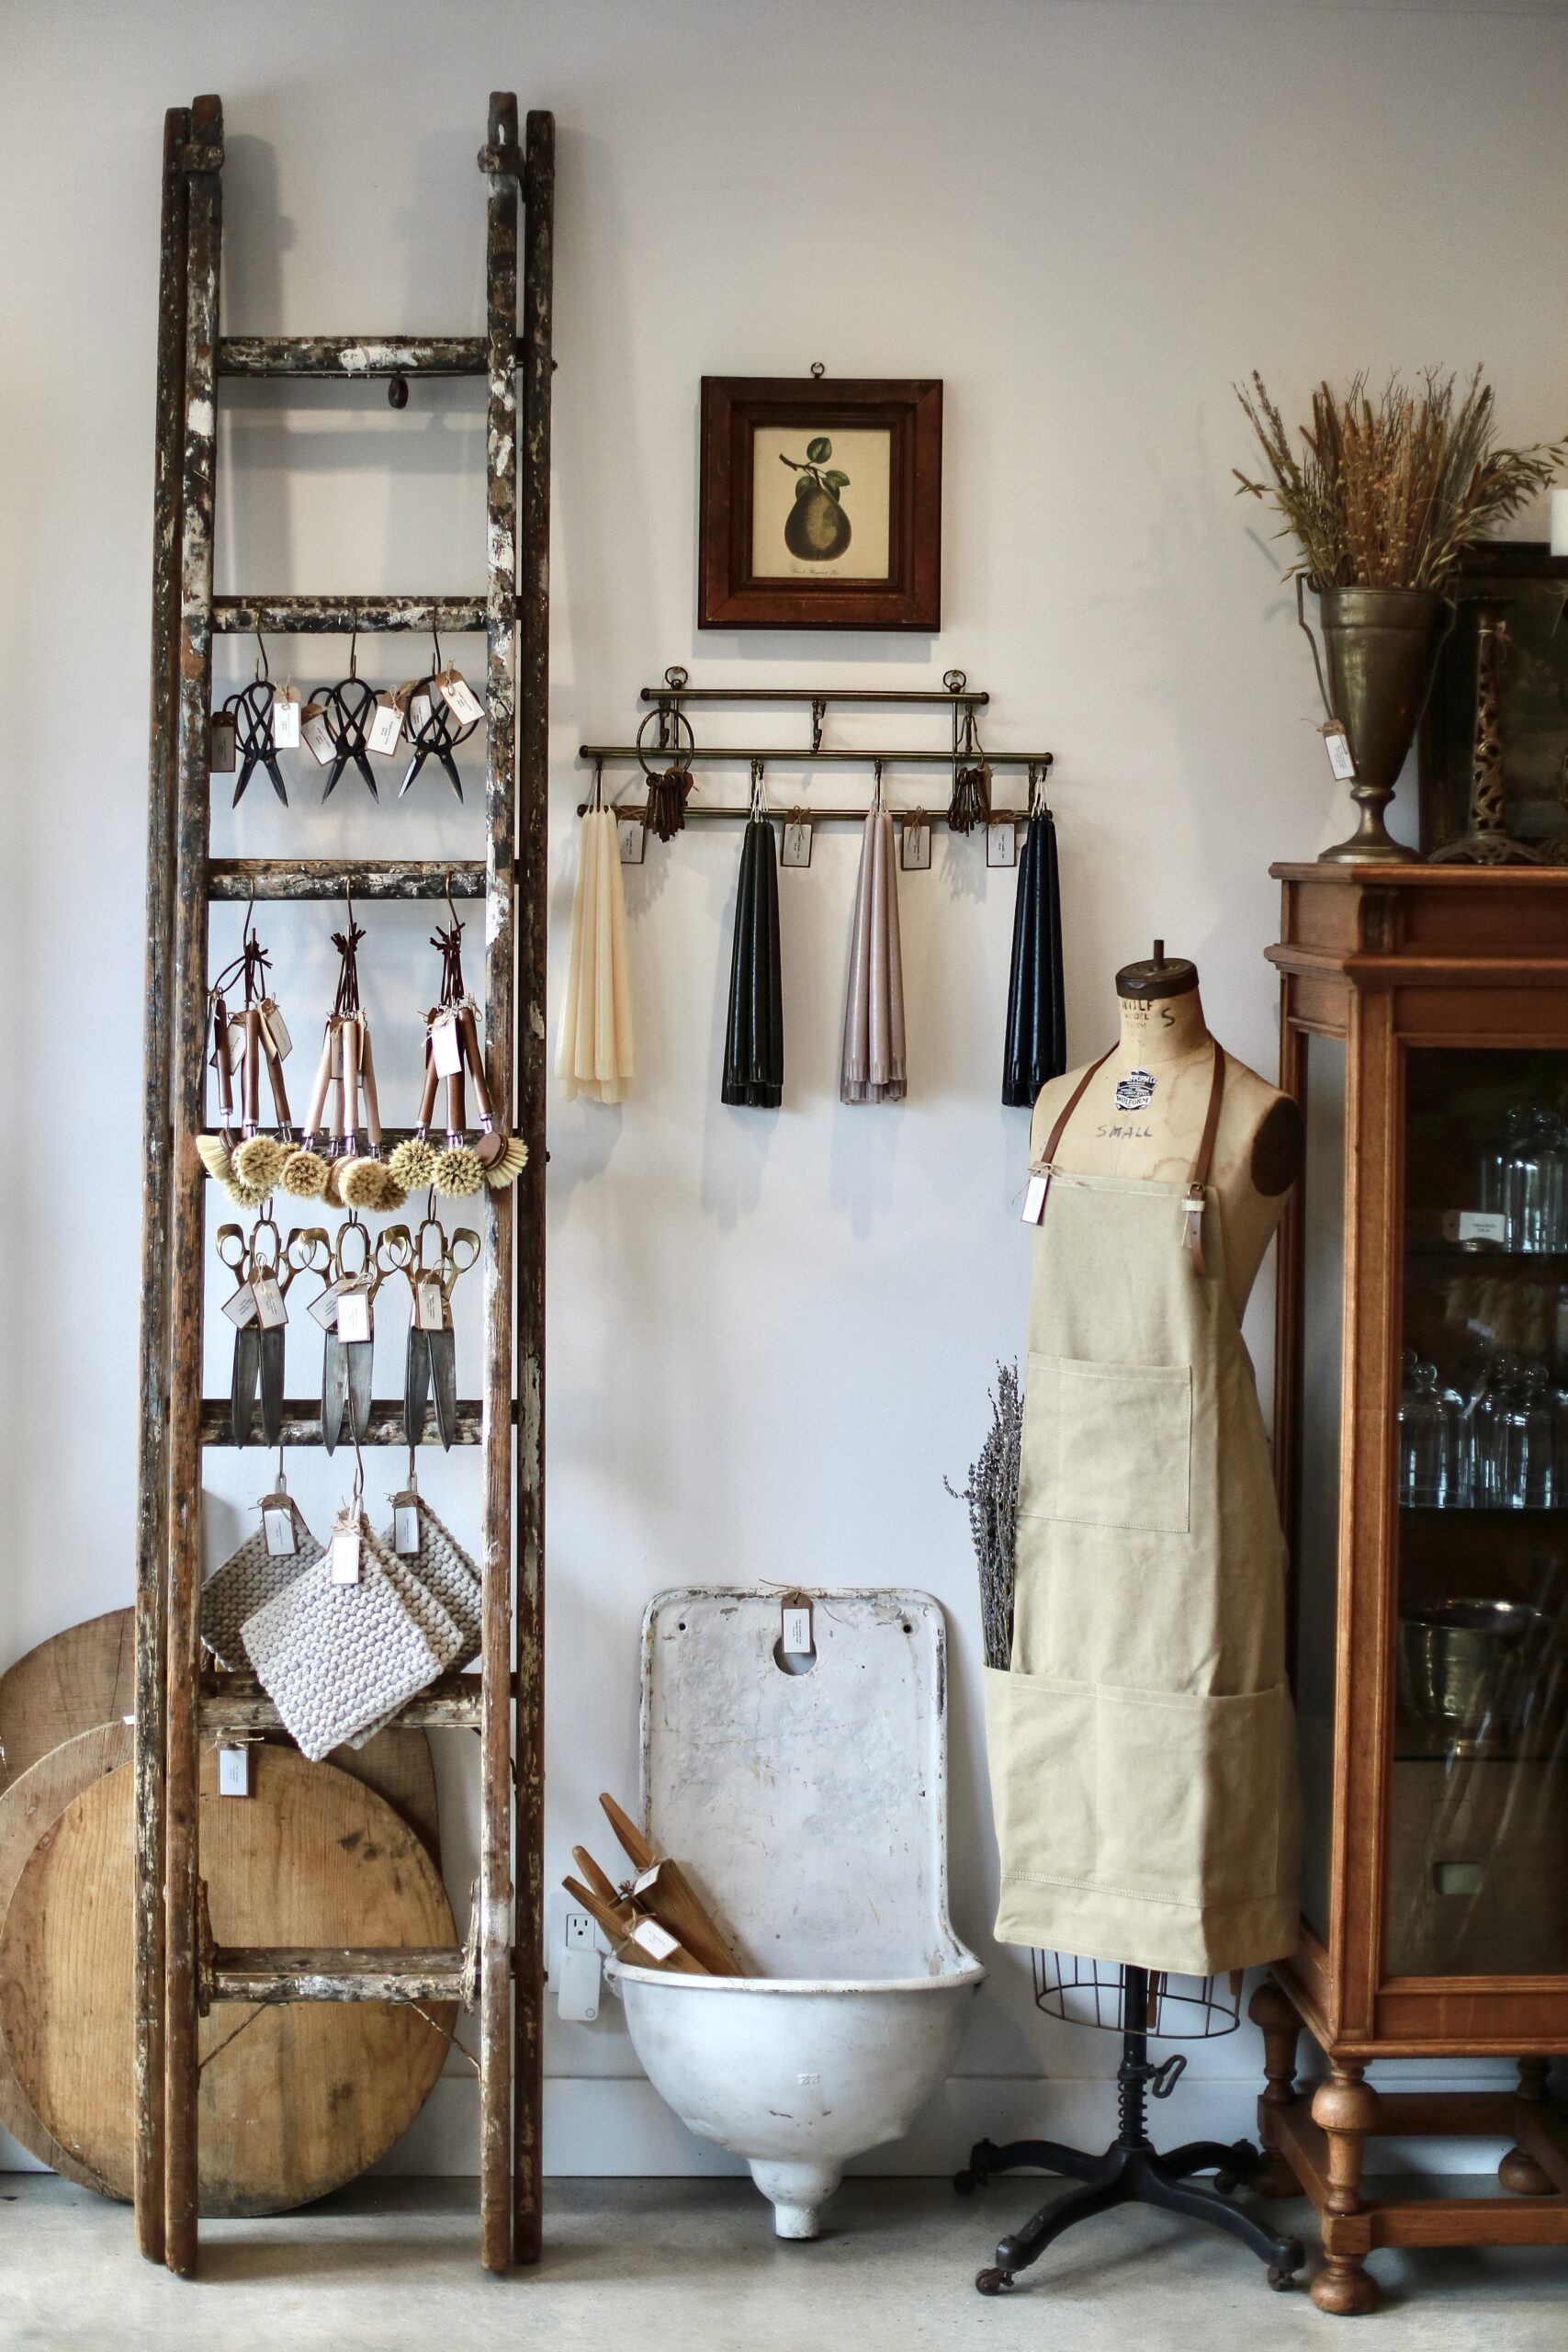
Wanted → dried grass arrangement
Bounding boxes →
[1235,368,1562,591]
[947,1362,1022,1672]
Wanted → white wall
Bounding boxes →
[4,0,1567,2178]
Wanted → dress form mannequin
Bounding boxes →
[1029,944,1303,1318]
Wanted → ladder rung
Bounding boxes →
[202,1670,490,1735]
[208,1946,470,2005]
[209,859,488,902]
[213,595,491,635]
[199,1398,485,1448]
[220,335,492,379]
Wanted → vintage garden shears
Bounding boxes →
[403,1218,479,1451]
[317,1216,377,1453]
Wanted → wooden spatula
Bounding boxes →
[598,1792,744,1977]
[561,1874,709,1976]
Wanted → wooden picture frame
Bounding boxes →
[1417,540,1568,854]
[699,376,942,631]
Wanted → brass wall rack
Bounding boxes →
[579,667,1054,822]
[135,94,551,2279]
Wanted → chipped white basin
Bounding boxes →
[608,1587,984,2238]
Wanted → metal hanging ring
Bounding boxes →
[635,703,695,779]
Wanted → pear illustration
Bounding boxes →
[781,435,852,561]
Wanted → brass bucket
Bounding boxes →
[1298,582,1453,864]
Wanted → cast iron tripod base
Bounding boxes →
[957,2131,1304,2295]
[956,1970,1304,2296]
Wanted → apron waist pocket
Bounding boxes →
[1020,1352,1192,1535]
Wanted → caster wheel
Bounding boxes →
[976,2267,1013,2296]
[1267,2266,1300,2292]
[953,2170,986,2197]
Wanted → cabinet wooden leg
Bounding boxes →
[1247,1978,1303,2198]
[1499,2057,1556,2197]
[1309,2066,1381,2315]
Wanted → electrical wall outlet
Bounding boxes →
[546,1892,607,2022]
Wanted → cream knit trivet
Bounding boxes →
[200,1493,318,1671]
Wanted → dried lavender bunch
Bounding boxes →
[1234,368,1562,592]
[946,1362,1022,1670]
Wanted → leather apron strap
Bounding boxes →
[1037,1036,1226,1275]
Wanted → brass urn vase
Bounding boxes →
[1303,584,1452,864]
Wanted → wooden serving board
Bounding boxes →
[0,1607,441,1857]
[0,1723,131,2193]
[0,1611,134,1795]
[0,1746,455,2216]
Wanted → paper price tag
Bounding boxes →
[272,687,301,750]
[209,711,237,773]
[633,1864,662,1896]
[901,820,931,872]
[251,1272,287,1329]
[331,1529,362,1585]
[409,692,432,736]
[1443,1209,1507,1247]
[617,815,646,865]
[217,1745,252,1798]
[415,1277,446,1332]
[430,1014,464,1078]
[1323,723,1356,781]
[368,695,404,755]
[300,705,335,764]
[221,1281,259,1329]
[310,1273,353,1330]
[630,1918,680,1963]
[437,667,485,726]
[781,820,813,870]
[259,1000,292,1061]
[226,1017,247,1072]
[392,1500,421,1555]
[335,1286,372,1345]
[781,1604,814,1657]
[1021,1170,1050,1226]
[263,1502,297,1557]
[986,817,1017,869]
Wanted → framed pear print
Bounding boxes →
[699,376,942,630]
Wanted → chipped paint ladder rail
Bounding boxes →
[134,92,553,2279]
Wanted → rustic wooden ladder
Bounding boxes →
[134,93,552,2276]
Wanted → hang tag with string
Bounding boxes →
[221,1281,259,1328]
[258,999,291,1061]
[331,1517,363,1585]
[390,1489,422,1555]
[209,710,237,773]
[436,668,485,727]
[617,814,647,865]
[781,818,813,871]
[901,817,931,872]
[310,1273,354,1330]
[409,690,433,736]
[271,684,301,750]
[986,817,1017,868]
[1320,720,1356,781]
[1021,1168,1050,1226]
[261,1492,297,1556]
[780,1597,814,1656]
[217,1744,253,1797]
[368,695,404,756]
[430,1014,464,1079]
[251,1270,287,1329]
[300,700,335,764]
[335,1283,372,1345]
[415,1275,446,1332]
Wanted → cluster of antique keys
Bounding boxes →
[220,1205,479,1452]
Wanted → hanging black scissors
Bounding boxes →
[315,626,380,801]
[225,637,288,808]
[400,633,478,801]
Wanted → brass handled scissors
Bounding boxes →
[220,1215,287,1449]
[320,1216,374,1454]
[404,1219,479,1451]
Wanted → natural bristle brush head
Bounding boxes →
[340,1157,393,1212]
[389,1136,438,1192]
[433,1145,483,1199]
[221,1174,272,1209]
[233,1135,290,1192]
[278,1147,329,1200]
[323,1160,345,1208]
[483,1136,529,1190]
[197,1135,234,1187]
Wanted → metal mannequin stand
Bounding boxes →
[957,1963,1305,2295]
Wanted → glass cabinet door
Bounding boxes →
[1293,1034,1348,1951]
[1388,1046,1568,1978]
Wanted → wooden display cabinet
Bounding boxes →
[1258,865,1568,2313]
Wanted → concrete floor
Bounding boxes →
[4,2174,1567,2352]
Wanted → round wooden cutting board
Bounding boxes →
[0,1724,131,2193]
[0,1746,456,2216]
[0,1611,135,1795]
[0,1605,442,1857]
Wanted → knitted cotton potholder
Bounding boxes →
[383,1492,483,1666]
[349,1515,474,1748]
[241,1518,457,1760]
[200,1492,319,1671]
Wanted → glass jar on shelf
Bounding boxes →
[1399,1351,1455,1509]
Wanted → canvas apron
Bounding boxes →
[985,1042,1299,1976]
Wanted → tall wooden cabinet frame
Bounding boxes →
[1258,865,1568,2313]
[133,95,553,2276]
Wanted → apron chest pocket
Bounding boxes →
[1021,1353,1192,1535]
